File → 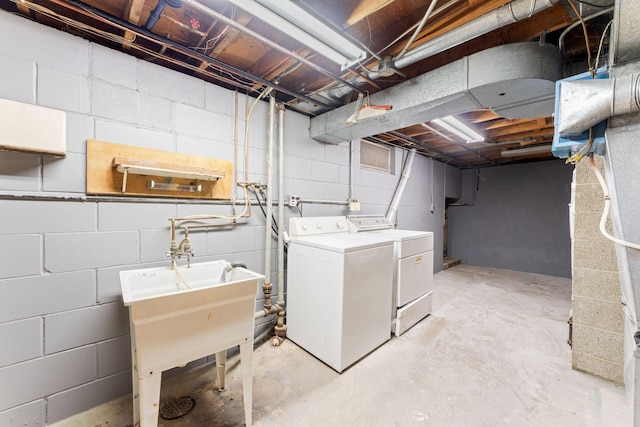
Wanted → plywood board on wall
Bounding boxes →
[87,139,233,200]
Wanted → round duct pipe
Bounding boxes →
[300,0,560,111]
[557,73,640,136]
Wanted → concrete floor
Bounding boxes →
[54,265,631,427]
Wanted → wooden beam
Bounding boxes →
[482,118,535,131]
[16,2,32,17]
[487,118,551,138]
[122,0,146,49]
[396,0,512,54]
[492,126,554,143]
[467,110,501,123]
[345,0,395,28]
[197,14,253,73]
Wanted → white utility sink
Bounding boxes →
[120,260,263,427]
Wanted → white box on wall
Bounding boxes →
[0,98,66,157]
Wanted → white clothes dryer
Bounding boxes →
[348,215,434,336]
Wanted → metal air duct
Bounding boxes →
[311,42,562,144]
[556,73,640,136]
[300,0,559,112]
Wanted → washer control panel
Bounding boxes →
[289,216,348,236]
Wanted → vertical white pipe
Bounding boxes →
[277,103,285,306]
[349,140,354,201]
[232,90,238,215]
[264,96,275,283]
[385,148,417,224]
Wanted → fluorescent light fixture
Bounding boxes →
[500,145,551,157]
[147,180,203,192]
[226,0,366,68]
[432,116,484,143]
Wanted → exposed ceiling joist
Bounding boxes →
[3,0,607,167]
[345,0,395,28]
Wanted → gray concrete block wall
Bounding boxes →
[0,10,446,425]
[0,271,96,323]
[0,318,42,368]
[0,55,35,104]
[447,160,573,278]
[571,157,624,383]
[38,66,90,114]
[0,152,41,192]
[0,400,45,427]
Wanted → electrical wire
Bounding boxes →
[374,0,462,59]
[565,18,612,166]
[566,0,594,74]
[251,186,279,236]
[589,156,640,251]
[565,128,594,165]
[190,7,235,52]
[176,86,273,227]
[593,19,613,72]
[17,0,262,93]
[191,26,229,51]
[396,0,439,60]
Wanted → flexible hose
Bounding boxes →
[589,156,640,250]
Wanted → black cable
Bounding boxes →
[259,188,280,234]
[251,187,279,236]
[254,187,289,253]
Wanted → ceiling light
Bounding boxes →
[225,0,366,68]
[500,145,551,157]
[432,116,484,143]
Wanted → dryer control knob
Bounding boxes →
[301,224,308,231]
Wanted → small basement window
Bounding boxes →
[360,140,391,173]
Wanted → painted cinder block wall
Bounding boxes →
[0,11,450,425]
[447,160,573,279]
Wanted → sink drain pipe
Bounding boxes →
[260,95,276,318]
[274,103,287,338]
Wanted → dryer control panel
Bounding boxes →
[347,215,393,232]
[289,216,348,236]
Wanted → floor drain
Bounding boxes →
[159,396,195,420]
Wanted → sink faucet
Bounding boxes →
[177,228,194,267]
[167,220,194,267]
[221,262,248,282]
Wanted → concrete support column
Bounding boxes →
[571,157,624,383]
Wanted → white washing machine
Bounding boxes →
[287,216,394,372]
[347,215,434,336]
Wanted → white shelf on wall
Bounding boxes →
[113,156,226,193]
[0,98,67,157]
